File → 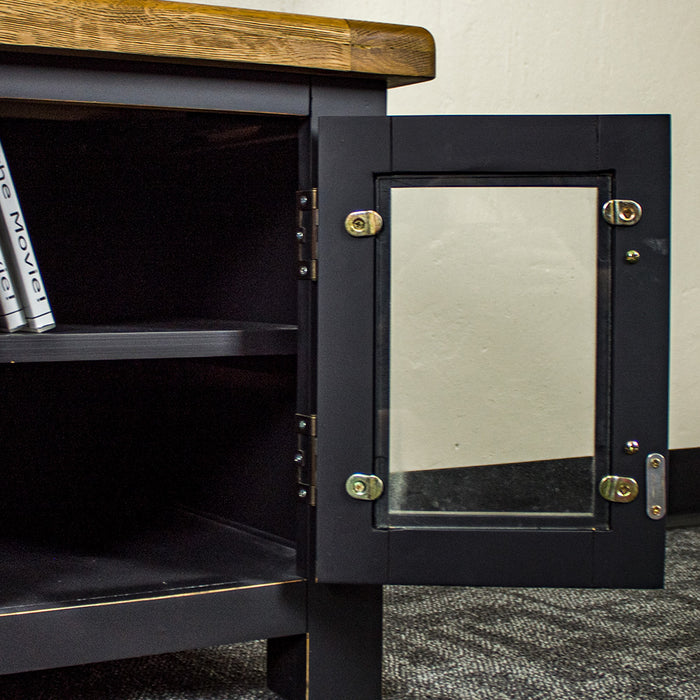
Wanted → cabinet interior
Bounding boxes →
[0,102,302,612]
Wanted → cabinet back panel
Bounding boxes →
[0,105,300,326]
[0,358,296,546]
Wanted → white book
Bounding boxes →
[0,241,26,332]
[0,139,55,332]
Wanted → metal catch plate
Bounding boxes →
[646,453,667,520]
[345,210,383,237]
[599,475,639,503]
[346,473,384,501]
[602,199,642,226]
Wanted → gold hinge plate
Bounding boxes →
[345,473,384,501]
[344,210,383,237]
[599,475,639,503]
[296,413,317,505]
[602,199,642,226]
[296,190,318,281]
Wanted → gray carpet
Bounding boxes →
[0,527,697,699]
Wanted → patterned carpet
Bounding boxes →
[383,527,700,699]
[0,527,697,699]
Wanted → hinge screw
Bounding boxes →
[299,195,308,206]
[650,504,662,516]
[294,451,304,464]
[296,229,305,242]
[352,480,367,495]
[624,440,640,455]
[617,483,632,498]
[298,264,309,277]
[619,205,637,222]
[625,250,641,264]
[298,488,308,499]
[298,419,308,431]
[650,457,662,469]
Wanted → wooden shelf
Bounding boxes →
[0,0,435,87]
[0,509,301,615]
[0,321,297,362]
[0,509,305,675]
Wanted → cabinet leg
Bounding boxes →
[267,634,307,700]
[267,584,383,700]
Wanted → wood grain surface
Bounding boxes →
[0,0,435,86]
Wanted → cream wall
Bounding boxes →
[176,0,700,450]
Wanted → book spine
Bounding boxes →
[0,238,26,332]
[0,140,55,332]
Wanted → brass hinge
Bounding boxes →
[295,413,317,505]
[296,190,318,281]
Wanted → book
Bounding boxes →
[0,240,26,332]
[0,139,55,332]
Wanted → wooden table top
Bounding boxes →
[0,0,435,87]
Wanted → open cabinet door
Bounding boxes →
[314,115,670,587]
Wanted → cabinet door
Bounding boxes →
[315,115,669,587]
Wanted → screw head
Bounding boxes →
[299,195,308,206]
[296,229,305,242]
[625,250,641,264]
[650,504,662,516]
[624,440,640,455]
[619,205,637,222]
[298,488,308,499]
[352,480,367,495]
[650,457,662,469]
[294,451,304,464]
[352,217,366,232]
[298,264,309,277]
[298,419,307,431]
[617,483,632,498]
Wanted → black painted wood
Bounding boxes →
[0,580,306,676]
[315,116,392,583]
[0,509,299,614]
[305,584,383,700]
[316,115,670,587]
[0,53,310,115]
[267,634,308,700]
[0,322,297,362]
[267,585,383,700]
[293,79,388,580]
[593,115,670,588]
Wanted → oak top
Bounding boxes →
[0,0,435,87]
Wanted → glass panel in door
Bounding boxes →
[376,177,610,527]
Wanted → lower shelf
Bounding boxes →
[0,509,301,614]
[0,510,306,674]
[0,321,298,362]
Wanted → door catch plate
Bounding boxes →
[345,210,383,237]
[346,473,384,501]
[602,199,642,226]
[599,475,639,503]
[646,453,667,520]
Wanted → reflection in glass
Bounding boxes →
[387,186,599,516]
